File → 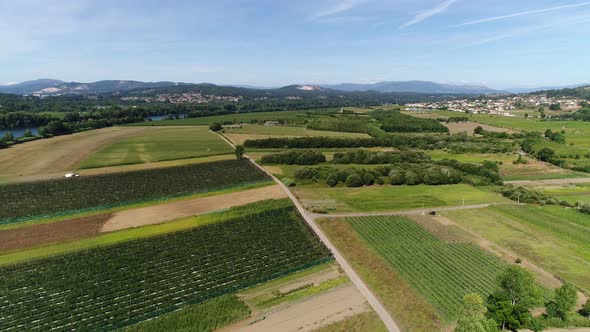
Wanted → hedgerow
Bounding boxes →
[0,159,269,223]
[372,110,449,133]
[0,202,332,331]
[294,158,501,187]
[244,134,513,154]
[261,150,326,165]
[332,150,431,164]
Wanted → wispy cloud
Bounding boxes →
[306,0,367,22]
[456,1,590,27]
[399,0,457,29]
[468,14,590,46]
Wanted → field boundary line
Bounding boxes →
[311,203,519,220]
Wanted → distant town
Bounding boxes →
[406,94,584,117]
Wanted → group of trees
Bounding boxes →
[544,129,566,143]
[498,185,563,206]
[332,150,431,164]
[473,126,526,140]
[293,158,501,188]
[0,112,56,129]
[445,116,469,123]
[244,134,513,154]
[457,266,589,332]
[372,110,449,133]
[260,150,326,165]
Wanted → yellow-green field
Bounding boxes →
[445,205,590,292]
[78,126,233,168]
[294,184,508,212]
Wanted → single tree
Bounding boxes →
[234,145,245,160]
[474,126,484,135]
[209,122,223,131]
[455,293,497,332]
[2,131,14,142]
[546,283,577,320]
[486,266,543,331]
[537,148,555,162]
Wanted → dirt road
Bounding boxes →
[101,185,286,232]
[506,177,590,187]
[224,285,368,332]
[310,203,515,220]
[215,131,401,332]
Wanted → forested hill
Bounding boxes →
[532,85,590,100]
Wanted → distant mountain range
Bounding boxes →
[0,79,185,95]
[318,81,503,94]
[0,78,587,97]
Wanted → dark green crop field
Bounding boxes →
[0,159,269,223]
[0,203,331,331]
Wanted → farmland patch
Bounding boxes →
[0,159,269,224]
[0,203,332,331]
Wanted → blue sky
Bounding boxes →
[1,0,589,88]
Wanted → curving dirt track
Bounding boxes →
[0,127,149,179]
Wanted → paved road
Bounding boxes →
[214,132,400,332]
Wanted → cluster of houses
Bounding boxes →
[406,95,584,116]
[121,93,241,104]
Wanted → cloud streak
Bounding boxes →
[399,0,457,29]
[456,1,590,26]
[469,14,590,46]
[306,0,367,22]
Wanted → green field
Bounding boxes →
[78,126,233,168]
[223,124,370,138]
[129,109,337,126]
[0,201,331,331]
[0,159,268,223]
[0,199,289,266]
[445,205,590,292]
[295,184,508,212]
[347,216,506,320]
[125,295,250,332]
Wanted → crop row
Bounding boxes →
[347,216,505,319]
[0,205,332,331]
[0,159,269,223]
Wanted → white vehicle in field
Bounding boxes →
[64,172,80,178]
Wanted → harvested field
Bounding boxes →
[0,214,110,252]
[0,127,149,179]
[101,185,286,232]
[444,121,515,135]
[225,285,368,332]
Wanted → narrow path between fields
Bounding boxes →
[307,203,517,221]
[506,177,590,186]
[214,131,401,332]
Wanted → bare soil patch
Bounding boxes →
[444,121,515,135]
[0,214,109,252]
[0,127,150,179]
[222,285,368,332]
[101,185,286,232]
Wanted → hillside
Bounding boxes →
[319,80,501,94]
[0,80,180,96]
